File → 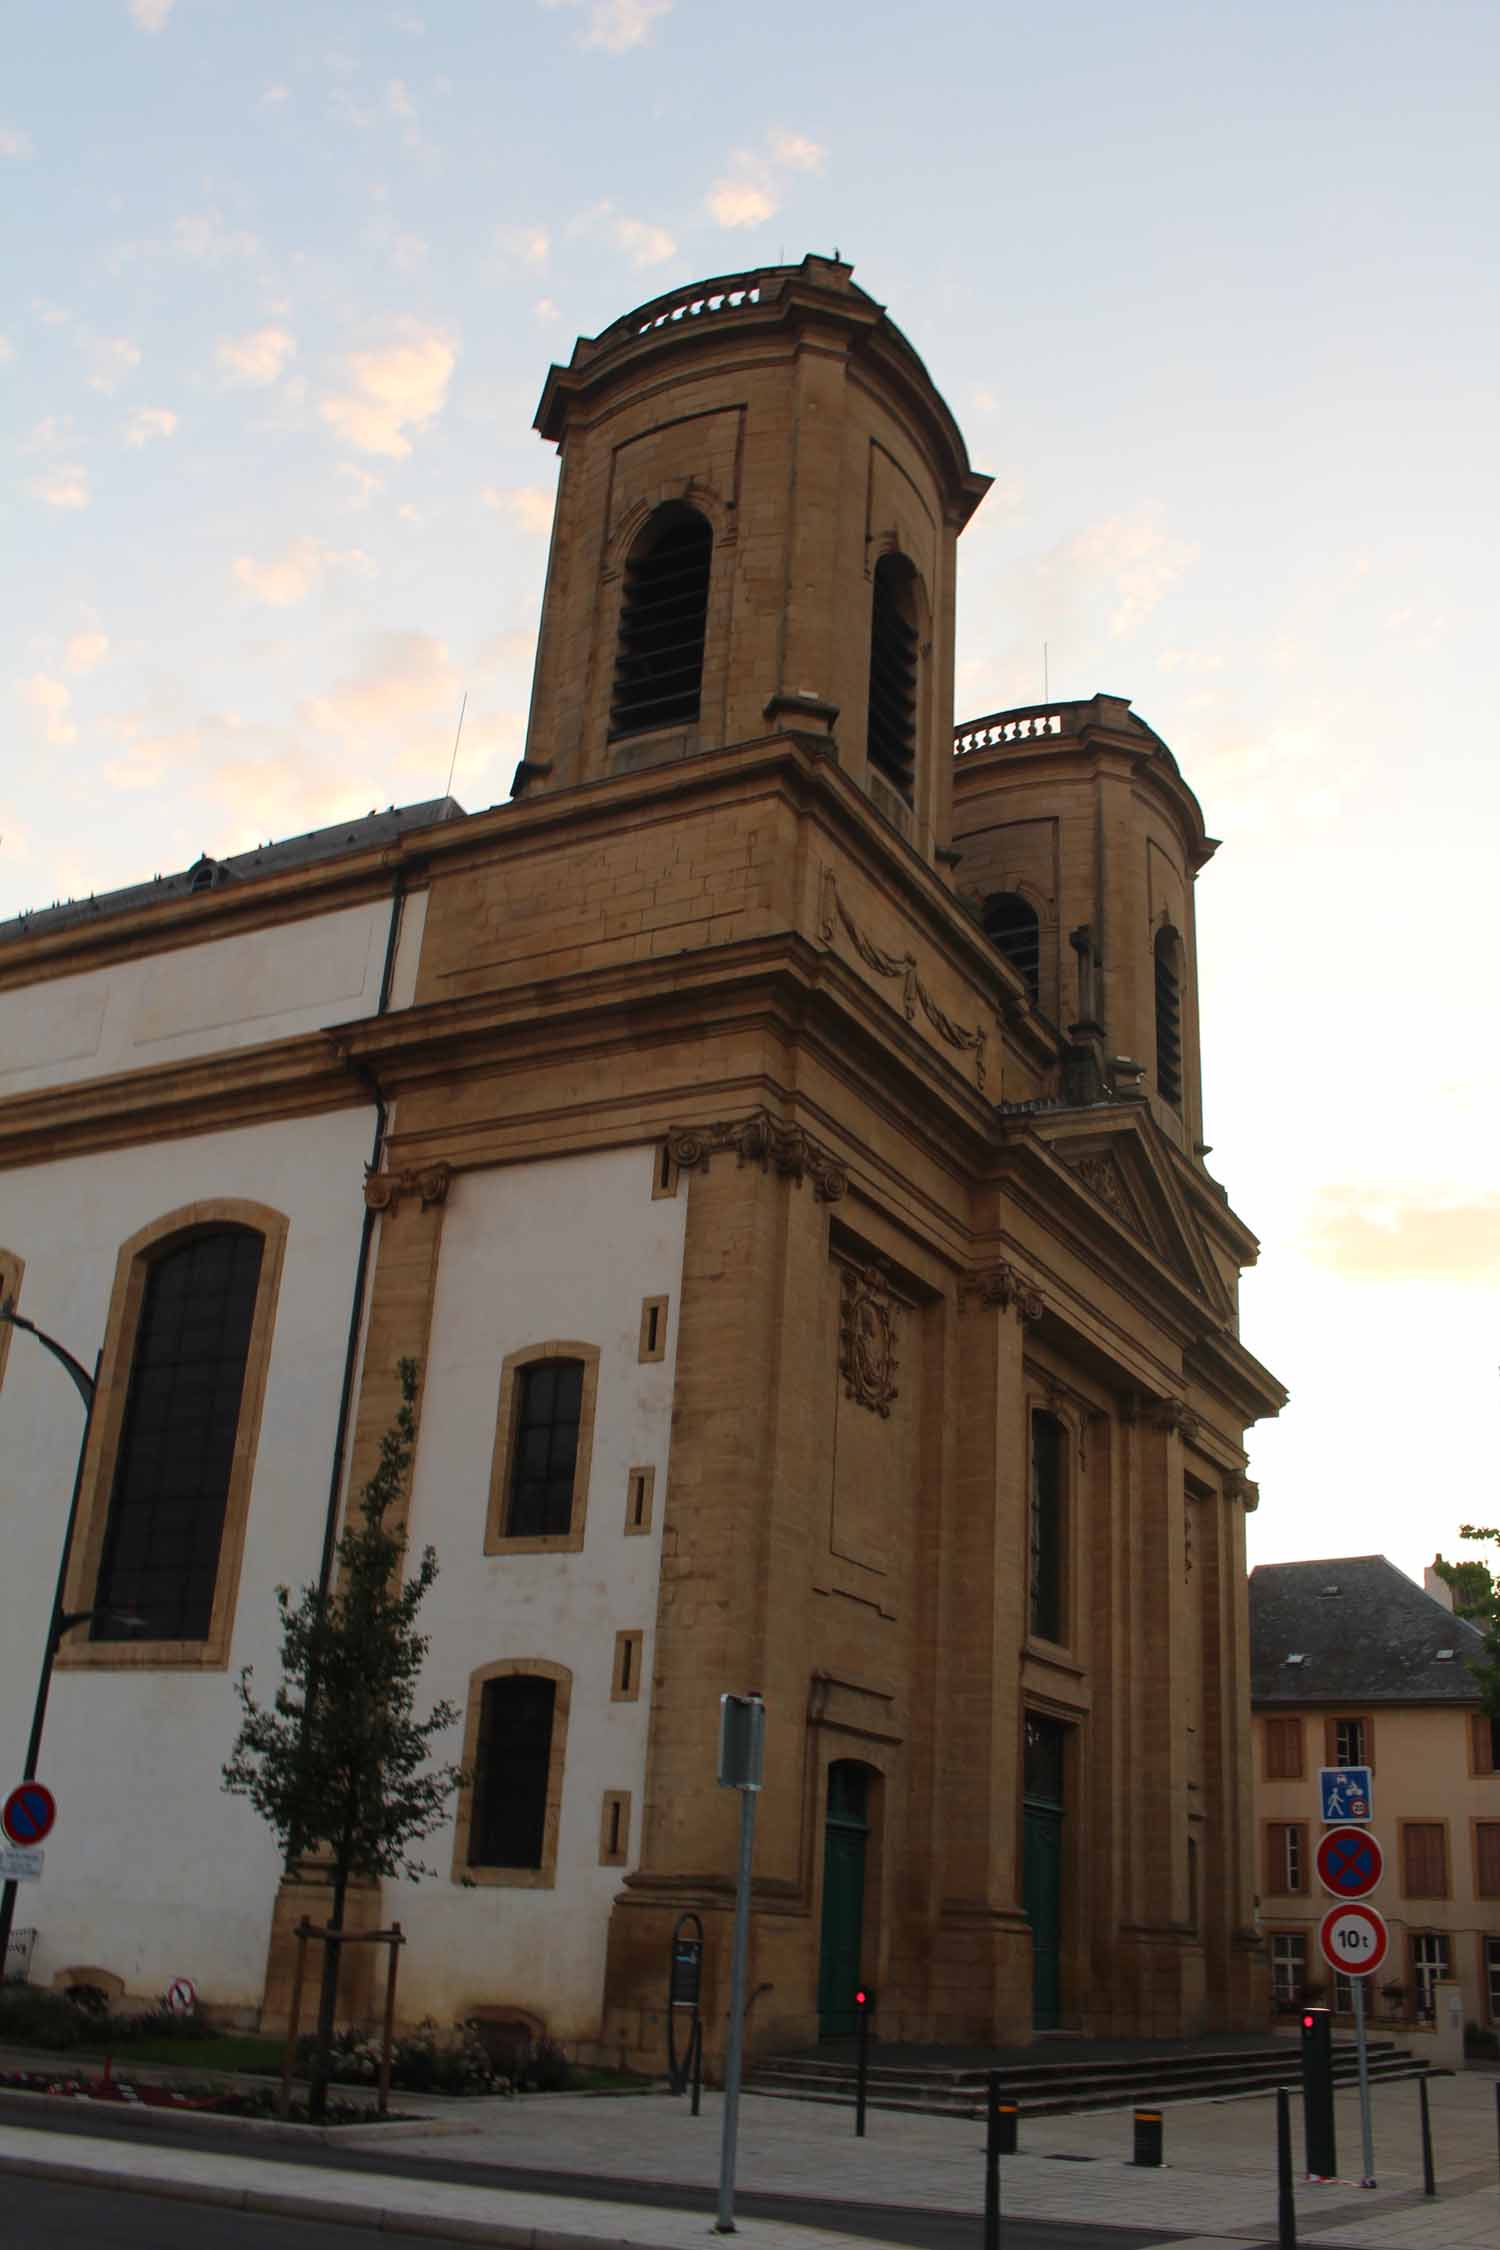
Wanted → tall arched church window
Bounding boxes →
[866,553,919,803]
[983,893,1041,1003]
[1029,1409,1066,1644]
[1155,927,1184,1108]
[609,504,712,738]
[94,1226,265,1644]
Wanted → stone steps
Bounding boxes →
[744,2040,1437,2119]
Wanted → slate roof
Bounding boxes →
[0,797,468,945]
[1250,1554,1488,1705]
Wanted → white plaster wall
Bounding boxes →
[0,895,411,1096]
[0,1108,371,2006]
[394,1146,686,2040]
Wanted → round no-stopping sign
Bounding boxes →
[2,1782,56,1848]
[1316,1824,1384,1900]
[1319,1902,1389,1978]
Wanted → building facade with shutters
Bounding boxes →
[0,256,1284,2058]
[1251,1555,1500,2036]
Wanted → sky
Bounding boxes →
[4,0,1497,1590]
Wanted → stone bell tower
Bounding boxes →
[520,255,991,868]
[950,695,1217,1158]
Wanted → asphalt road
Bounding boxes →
[1,2169,1195,2250]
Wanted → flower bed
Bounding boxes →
[0,2067,374,2124]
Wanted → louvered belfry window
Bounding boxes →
[866,553,919,802]
[94,1227,263,1642]
[1155,927,1183,1107]
[983,892,1041,1003]
[609,505,712,738]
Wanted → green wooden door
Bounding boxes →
[1023,1713,1066,2032]
[1023,1805,1063,2029]
[817,1763,869,2039]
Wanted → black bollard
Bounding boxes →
[1418,2075,1436,2198]
[854,1987,872,2138]
[1277,2085,1297,2250]
[983,2071,1004,2250]
[1133,2108,1163,2166]
[691,2018,702,2118]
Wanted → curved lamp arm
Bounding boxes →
[0,1297,96,1412]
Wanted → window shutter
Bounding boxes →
[1473,1713,1500,1775]
[1402,1822,1446,1897]
[1476,1822,1500,1898]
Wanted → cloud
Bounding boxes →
[22,674,76,746]
[619,219,675,266]
[337,463,384,506]
[496,223,550,268]
[1303,1193,1500,1283]
[129,0,176,29]
[66,631,110,675]
[85,335,143,394]
[31,464,91,509]
[125,406,177,447]
[0,126,34,159]
[172,211,261,265]
[259,84,291,108]
[544,0,672,52]
[481,484,556,533]
[533,296,559,323]
[387,79,414,117]
[231,537,371,607]
[0,335,13,363]
[319,326,456,458]
[303,630,459,748]
[706,128,828,231]
[217,326,297,385]
[1061,512,1199,638]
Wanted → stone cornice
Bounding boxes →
[667,1107,846,1202]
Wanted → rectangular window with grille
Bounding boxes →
[1410,1933,1451,2018]
[1472,1713,1500,1775]
[1266,1821,1306,1894]
[506,1359,583,1539]
[1485,1936,1500,2024]
[1263,1716,1304,1780]
[1330,1715,1371,1768]
[1029,1410,1065,1644]
[1270,1932,1305,2007]
[1400,1821,1448,1899]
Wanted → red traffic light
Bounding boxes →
[855,1989,868,2007]
[1302,2013,1316,2030]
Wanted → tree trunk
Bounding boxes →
[307,1863,349,2124]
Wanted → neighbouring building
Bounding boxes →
[0,255,1286,2061]
[1250,1555,1500,2034]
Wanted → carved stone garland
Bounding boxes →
[666,1109,847,1202]
[838,1262,899,1417]
[818,867,988,1091]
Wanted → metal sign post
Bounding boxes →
[715,1691,765,2236]
[1351,1970,1376,2188]
[1318,1902,1387,2190]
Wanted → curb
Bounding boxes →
[0,2146,668,2250]
[0,2083,479,2144]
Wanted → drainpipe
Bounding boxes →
[317,868,405,1596]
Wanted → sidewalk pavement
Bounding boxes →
[1,2065,1497,2249]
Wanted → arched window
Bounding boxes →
[93,1227,264,1643]
[1155,927,1183,1108]
[57,1200,287,1672]
[452,1659,572,1887]
[485,1342,600,1554]
[609,504,712,739]
[866,553,920,803]
[983,892,1041,1003]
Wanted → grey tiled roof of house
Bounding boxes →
[1250,1554,1487,1705]
[0,797,469,945]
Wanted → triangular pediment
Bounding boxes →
[1031,1111,1237,1321]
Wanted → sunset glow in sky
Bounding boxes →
[5,1,1497,1587]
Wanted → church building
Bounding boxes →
[0,256,1285,2061]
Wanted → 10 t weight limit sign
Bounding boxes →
[1318,1902,1389,1979]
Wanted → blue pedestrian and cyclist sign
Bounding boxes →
[1318,1766,1372,1823]
[2,1782,56,1848]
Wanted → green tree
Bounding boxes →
[223,1359,463,2118]
[1453,1525,1500,1716]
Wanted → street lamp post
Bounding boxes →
[0,1298,103,1985]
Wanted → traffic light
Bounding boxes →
[1300,2005,1336,2178]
